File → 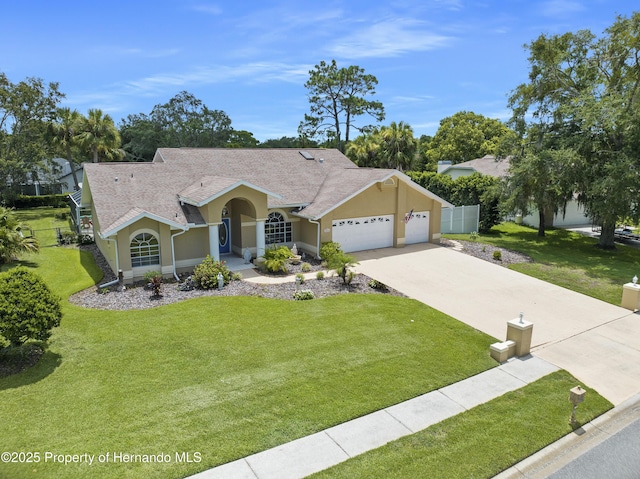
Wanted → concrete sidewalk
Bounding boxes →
[188,356,558,479]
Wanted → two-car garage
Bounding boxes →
[331,211,429,253]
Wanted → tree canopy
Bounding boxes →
[508,12,640,248]
[425,111,516,169]
[299,60,385,152]
[0,72,64,199]
[346,121,417,171]
[120,91,234,161]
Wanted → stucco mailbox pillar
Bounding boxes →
[621,281,640,311]
[506,316,534,357]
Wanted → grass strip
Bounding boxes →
[310,370,613,479]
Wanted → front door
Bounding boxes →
[219,218,231,254]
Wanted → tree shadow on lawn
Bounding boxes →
[0,349,62,391]
[0,259,40,273]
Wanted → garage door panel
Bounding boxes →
[405,211,430,245]
[332,215,394,252]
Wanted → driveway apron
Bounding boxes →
[355,244,640,405]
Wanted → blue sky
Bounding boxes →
[1,0,638,141]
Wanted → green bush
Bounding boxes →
[368,279,387,290]
[193,255,231,289]
[320,241,343,261]
[12,194,69,209]
[262,245,293,273]
[295,273,305,284]
[293,289,315,300]
[316,271,325,280]
[0,267,62,347]
[231,272,243,281]
[470,231,479,241]
[301,262,312,272]
[143,270,162,283]
[493,250,502,261]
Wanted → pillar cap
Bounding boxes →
[507,318,533,330]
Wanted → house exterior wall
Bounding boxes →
[174,226,209,272]
[320,180,442,248]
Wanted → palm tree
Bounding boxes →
[77,109,122,163]
[379,121,417,172]
[345,133,381,167]
[0,207,39,263]
[48,107,82,190]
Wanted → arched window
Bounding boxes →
[130,232,160,267]
[265,212,292,245]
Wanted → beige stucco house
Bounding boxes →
[81,148,452,283]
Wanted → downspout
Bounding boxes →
[171,228,187,281]
[308,218,322,259]
[98,234,120,289]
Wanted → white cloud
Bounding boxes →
[191,4,223,15]
[329,18,453,59]
[540,0,585,17]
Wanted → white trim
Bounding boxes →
[178,180,282,207]
[103,210,186,237]
[306,171,453,220]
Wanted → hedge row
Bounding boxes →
[4,194,70,209]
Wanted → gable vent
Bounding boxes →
[299,151,314,160]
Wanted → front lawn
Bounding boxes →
[0,242,497,479]
[447,223,640,304]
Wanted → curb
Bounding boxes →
[494,392,640,478]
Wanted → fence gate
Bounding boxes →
[440,205,480,234]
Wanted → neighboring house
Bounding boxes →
[81,148,452,283]
[438,155,590,228]
[437,155,510,179]
[13,158,84,196]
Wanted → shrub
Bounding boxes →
[0,267,62,347]
[231,272,243,281]
[295,273,305,284]
[58,230,76,245]
[293,289,315,300]
[316,271,325,280]
[193,255,231,289]
[262,245,293,273]
[492,250,502,261]
[301,262,312,272]
[327,250,359,284]
[320,241,343,261]
[143,270,162,283]
[368,279,387,290]
[469,231,479,241]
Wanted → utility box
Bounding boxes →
[506,318,534,357]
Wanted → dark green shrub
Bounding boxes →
[143,270,162,283]
[492,250,502,261]
[193,255,231,289]
[12,194,69,209]
[0,267,62,347]
[322,244,359,285]
[262,245,293,273]
[316,271,325,280]
[368,279,387,290]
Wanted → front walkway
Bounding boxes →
[189,356,558,479]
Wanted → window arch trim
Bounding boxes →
[130,229,160,268]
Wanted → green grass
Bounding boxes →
[14,206,72,247]
[310,370,612,479]
[0,234,497,479]
[447,223,640,304]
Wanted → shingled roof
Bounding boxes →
[83,148,450,237]
[442,155,511,178]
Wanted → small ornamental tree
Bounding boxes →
[320,242,359,284]
[0,267,62,347]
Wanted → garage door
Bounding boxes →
[405,211,430,245]
[331,215,394,253]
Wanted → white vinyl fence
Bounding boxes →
[441,205,480,234]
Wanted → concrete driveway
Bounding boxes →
[354,243,640,406]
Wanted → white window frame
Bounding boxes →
[130,229,160,268]
[265,211,292,245]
